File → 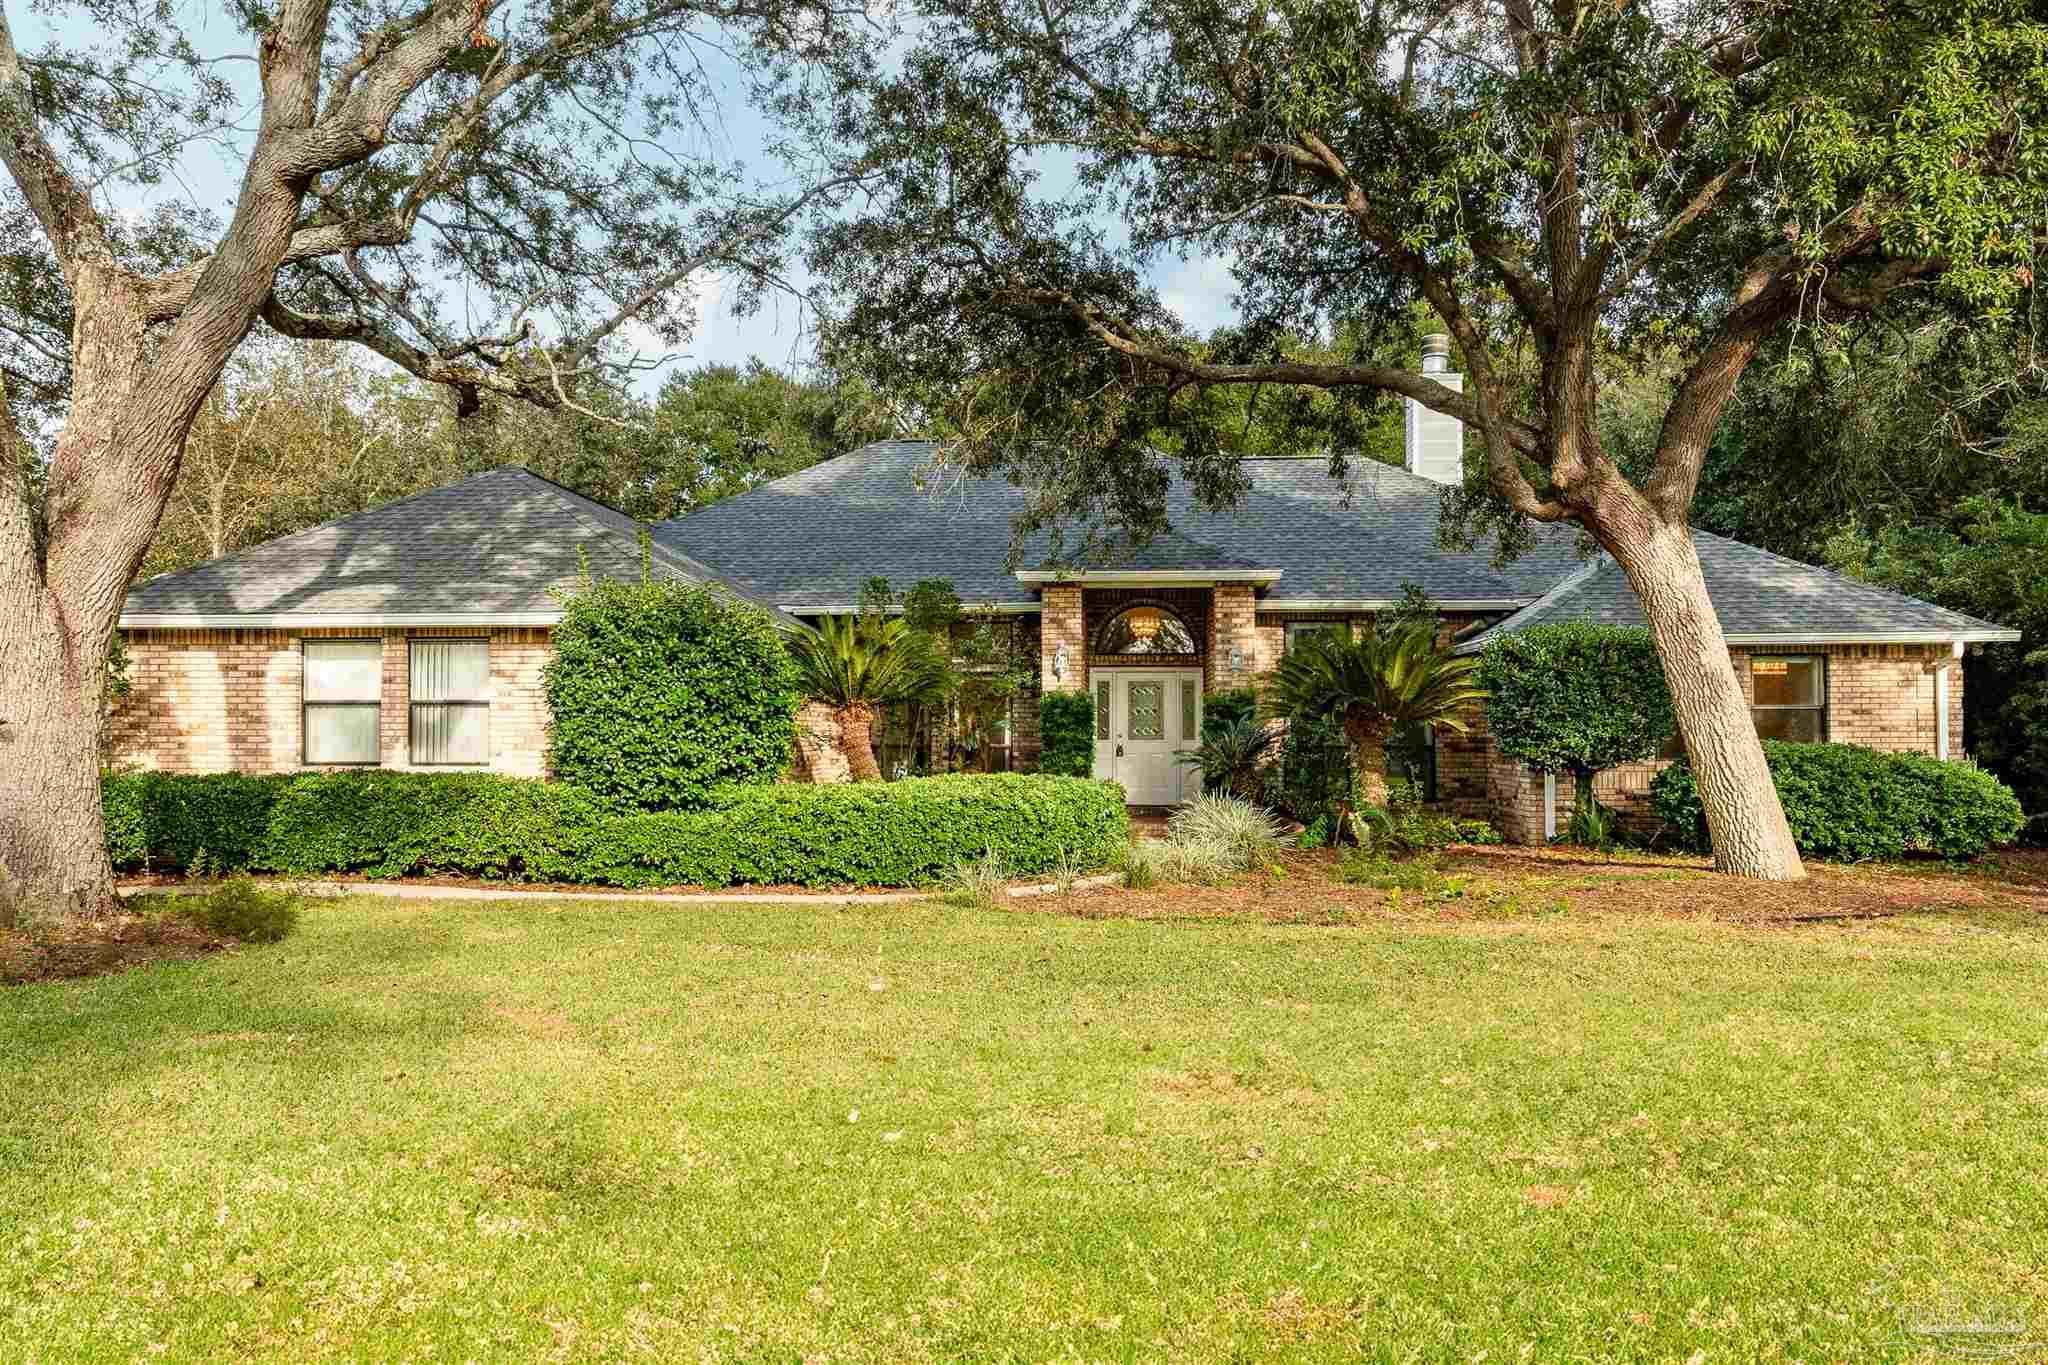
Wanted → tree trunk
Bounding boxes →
[1344,712,1395,809]
[838,702,883,782]
[1604,519,1804,880]
[0,590,118,918]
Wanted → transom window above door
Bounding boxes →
[1095,604,1196,655]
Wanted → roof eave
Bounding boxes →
[1456,625,2024,655]
[120,611,564,629]
[1013,568,1283,586]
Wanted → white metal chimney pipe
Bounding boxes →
[1405,335,1464,483]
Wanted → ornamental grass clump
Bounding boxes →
[1166,794,1286,873]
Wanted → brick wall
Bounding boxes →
[1479,641,1970,844]
[1040,586,1085,694]
[112,626,553,776]
[1208,585,1263,690]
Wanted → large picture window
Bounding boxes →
[1750,655,1826,742]
[410,638,491,765]
[303,639,383,765]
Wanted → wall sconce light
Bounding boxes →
[1229,645,1245,672]
[1053,642,1069,681]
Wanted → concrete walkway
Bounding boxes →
[119,872,1125,907]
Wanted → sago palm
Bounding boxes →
[790,614,950,781]
[1263,618,1487,809]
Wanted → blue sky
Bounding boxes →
[29,4,1241,390]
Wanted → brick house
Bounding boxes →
[114,344,2021,841]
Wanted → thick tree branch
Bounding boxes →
[0,7,116,274]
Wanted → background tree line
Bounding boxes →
[144,344,899,579]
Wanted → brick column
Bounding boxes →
[1208,585,1261,690]
[1040,585,1085,692]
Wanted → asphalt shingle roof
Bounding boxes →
[654,440,1585,609]
[122,465,798,628]
[124,443,2020,645]
[1455,533,2019,650]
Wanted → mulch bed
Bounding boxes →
[1016,844,2048,927]
[1,911,232,986]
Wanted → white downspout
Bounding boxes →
[1936,641,1963,760]
[1542,771,1557,840]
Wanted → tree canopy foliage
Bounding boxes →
[805,0,2048,879]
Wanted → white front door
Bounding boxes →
[1092,669,1202,805]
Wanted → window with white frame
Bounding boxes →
[303,639,383,765]
[410,638,491,765]
[1750,655,1827,741]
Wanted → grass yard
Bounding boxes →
[4,873,2048,1361]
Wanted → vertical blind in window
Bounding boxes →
[303,639,383,764]
[410,638,491,765]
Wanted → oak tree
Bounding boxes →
[812,0,2048,878]
[0,0,874,913]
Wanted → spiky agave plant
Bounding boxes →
[1263,618,1487,809]
[789,614,950,781]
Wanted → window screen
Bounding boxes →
[304,639,382,764]
[410,638,491,765]
[1750,655,1826,742]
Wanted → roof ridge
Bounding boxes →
[656,440,926,528]
[1452,555,1608,653]
[509,467,786,610]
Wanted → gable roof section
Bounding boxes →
[1454,533,2021,651]
[654,439,1582,610]
[120,465,800,629]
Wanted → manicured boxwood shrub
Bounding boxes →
[1650,741,2025,861]
[1038,691,1096,777]
[545,570,802,812]
[103,770,1127,889]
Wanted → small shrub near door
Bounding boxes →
[1038,692,1095,777]
[1651,741,2025,860]
[103,770,1128,889]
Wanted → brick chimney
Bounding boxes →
[1404,333,1464,484]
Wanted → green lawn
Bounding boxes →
[3,895,2046,1361]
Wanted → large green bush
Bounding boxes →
[1478,624,1675,842]
[1037,691,1095,776]
[545,570,802,811]
[103,770,1127,888]
[1650,741,2024,861]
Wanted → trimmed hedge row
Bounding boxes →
[1650,741,2025,861]
[104,770,1130,888]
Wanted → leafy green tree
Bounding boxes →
[1824,498,2048,836]
[649,362,898,510]
[790,615,951,781]
[1,0,879,914]
[1478,625,1678,844]
[545,572,803,813]
[813,0,2048,880]
[1263,620,1486,809]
